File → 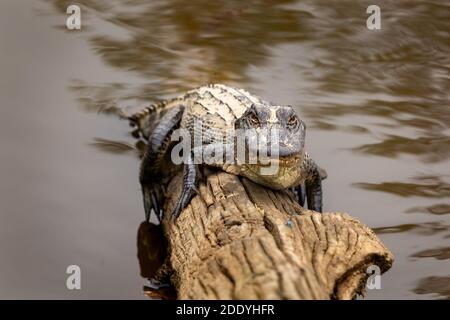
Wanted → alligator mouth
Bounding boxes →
[244,154,302,171]
[243,154,303,189]
[256,154,302,167]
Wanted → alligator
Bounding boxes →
[127,84,325,221]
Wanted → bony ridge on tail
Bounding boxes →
[126,84,326,222]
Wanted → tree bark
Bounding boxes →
[159,169,394,300]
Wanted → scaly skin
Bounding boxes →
[128,84,325,221]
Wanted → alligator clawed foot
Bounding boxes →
[170,185,198,221]
[143,184,163,222]
[293,183,306,207]
[171,161,198,221]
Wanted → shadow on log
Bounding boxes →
[155,169,394,300]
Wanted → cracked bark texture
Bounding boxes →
[160,170,394,300]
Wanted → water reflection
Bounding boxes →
[136,222,176,299]
[354,134,450,163]
[411,247,450,260]
[406,204,450,216]
[70,80,130,115]
[89,137,137,155]
[50,0,312,97]
[354,175,450,198]
[137,222,166,279]
[304,100,450,163]
[373,221,449,236]
[414,276,450,300]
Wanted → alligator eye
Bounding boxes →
[288,115,298,127]
[249,112,259,126]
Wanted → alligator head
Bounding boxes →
[234,103,306,189]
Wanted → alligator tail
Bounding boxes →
[125,101,175,140]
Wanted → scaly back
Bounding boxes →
[129,84,267,141]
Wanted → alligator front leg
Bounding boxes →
[140,105,185,222]
[306,170,322,212]
[168,142,236,220]
[171,153,199,221]
[304,156,323,212]
[296,154,323,212]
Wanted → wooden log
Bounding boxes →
[157,169,394,300]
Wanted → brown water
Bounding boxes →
[0,0,449,299]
